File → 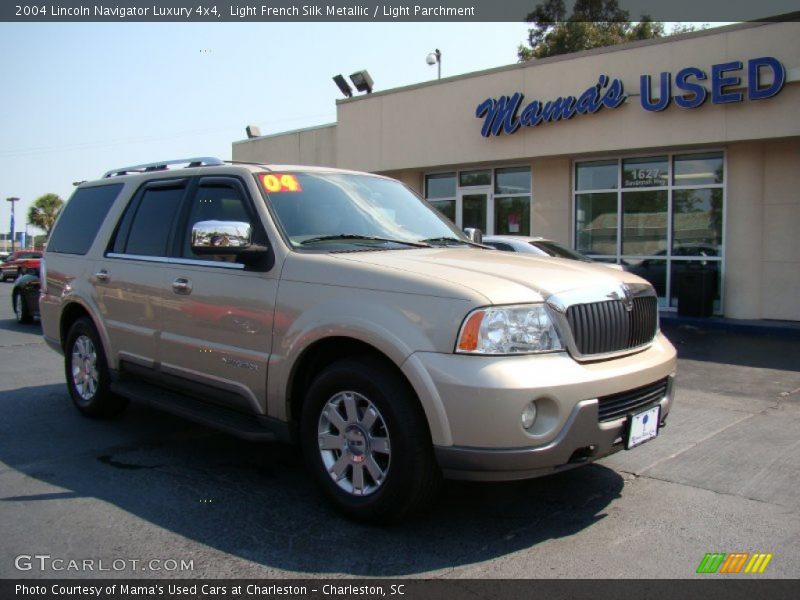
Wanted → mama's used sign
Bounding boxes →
[476,57,785,137]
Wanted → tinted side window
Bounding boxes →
[124,187,185,256]
[47,184,123,255]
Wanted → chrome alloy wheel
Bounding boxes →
[71,335,99,402]
[317,391,391,497]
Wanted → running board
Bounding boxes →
[110,379,285,442]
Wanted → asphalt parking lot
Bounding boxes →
[0,280,798,579]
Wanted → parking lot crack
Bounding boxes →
[632,471,790,509]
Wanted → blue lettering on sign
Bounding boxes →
[711,61,744,104]
[640,72,671,112]
[748,56,785,100]
[476,74,627,137]
[478,57,785,136]
[639,57,785,112]
[674,67,708,109]
[475,93,523,137]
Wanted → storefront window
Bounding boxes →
[425,173,456,199]
[495,196,531,236]
[429,199,456,222]
[576,160,617,191]
[621,190,668,255]
[574,151,725,312]
[673,188,723,255]
[673,152,723,186]
[495,167,531,194]
[622,156,668,188]
[459,170,491,187]
[575,192,617,255]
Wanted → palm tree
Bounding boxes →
[27,193,64,237]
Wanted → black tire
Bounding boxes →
[64,317,128,418]
[300,357,441,524]
[13,291,32,324]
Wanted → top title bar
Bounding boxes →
[2,1,800,22]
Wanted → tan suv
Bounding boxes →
[41,157,676,522]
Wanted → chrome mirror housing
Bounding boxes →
[191,220,252,252]
[463,228,483,244]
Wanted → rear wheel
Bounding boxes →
[64,317,127,418]
[301,357,441,523]
[13,291,32,324]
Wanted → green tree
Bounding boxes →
[518,0,668,61]
[27,193,64,236]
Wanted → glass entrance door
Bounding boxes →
[458,189,491,233]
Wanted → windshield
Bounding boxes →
[258,172,467,249]
[530,241,591,261]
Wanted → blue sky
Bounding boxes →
[0,21,531,234]
[0,21,729,235]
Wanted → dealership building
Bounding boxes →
[233,21,800,322]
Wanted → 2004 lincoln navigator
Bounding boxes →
[41,157,676,522]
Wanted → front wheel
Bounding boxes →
[64,317,127,418]
[301,357,441,524]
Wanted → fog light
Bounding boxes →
[521,401,537,430]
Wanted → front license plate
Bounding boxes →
[626,405,660,450]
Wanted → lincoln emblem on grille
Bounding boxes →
[621,284,634,312]
[605,285,635,311]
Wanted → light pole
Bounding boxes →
[6,197,19,254]
[426,48,441,80]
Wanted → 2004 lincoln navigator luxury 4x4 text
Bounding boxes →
[41,157,676,522]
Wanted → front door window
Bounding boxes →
[461,192,488,232]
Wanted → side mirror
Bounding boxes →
[191,220,252,255]
[463,228,483,244]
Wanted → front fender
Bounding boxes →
[267,285,474,444]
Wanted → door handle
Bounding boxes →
[172,278,192,294]
[95,270,109,282]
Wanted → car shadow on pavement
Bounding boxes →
[661,325,800,372]
[0,384,624,577]
[0,317,40,334]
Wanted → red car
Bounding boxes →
[1,251,42,282]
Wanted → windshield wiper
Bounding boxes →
[300,234,431,248]
[420,236,483,247]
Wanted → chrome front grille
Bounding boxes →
[597,377,669,422]
[565,296,658,357]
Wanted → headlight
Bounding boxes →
[456,304,563,354]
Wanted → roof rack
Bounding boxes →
[102,157,225,178]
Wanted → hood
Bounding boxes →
[334,248,649,305]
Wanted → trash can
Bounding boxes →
[677,266,715,317]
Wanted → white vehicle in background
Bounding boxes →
[483,235,623,270]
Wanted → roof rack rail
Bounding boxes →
[102,157,225,178]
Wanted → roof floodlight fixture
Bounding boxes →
[333,74,353,98]
[349,70,374,94]
[246,125,262,139]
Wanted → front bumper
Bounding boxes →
[435,378,673,481]
[404,332,676,481]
